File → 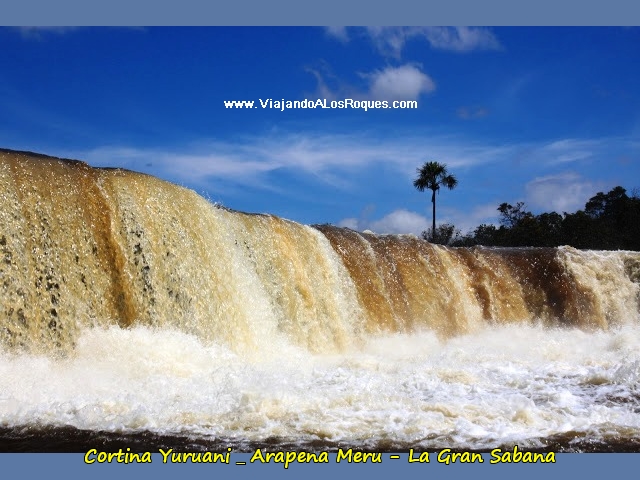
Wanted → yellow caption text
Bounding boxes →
[84,446,556,468]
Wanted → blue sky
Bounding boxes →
[1,26,639,235]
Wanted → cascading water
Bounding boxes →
[1,149,640,452]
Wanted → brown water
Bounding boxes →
[1,149,640,452]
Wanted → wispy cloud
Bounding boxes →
[541,138,599,164]
[76,133,635,193]
[78,130,501,191]
[457,106,489,120]
[10,26,144,40]
[420,27,502,53]
[326,27,502,59]
[12,27,81,39]
[505,136,637,171]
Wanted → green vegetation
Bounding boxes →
[424,186,640,250]
[413,161,458,242]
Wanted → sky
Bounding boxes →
[1,26,639,235]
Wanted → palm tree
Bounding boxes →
[413,161,458,241]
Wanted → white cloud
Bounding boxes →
[337,217,360,230]
[324,26,349,42]
[337,202,501,236]
[338,209,430,235]
[366,65,436,101]
[364,27,409,59]
[369,210,430,235]
[442,203,503,233]
[323,27,501,59]
[422,27,502,53]
[525,172,604,213]
[308,63,435,102]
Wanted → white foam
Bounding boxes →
[2,322,640,448]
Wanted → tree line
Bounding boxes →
[414,161,640,250]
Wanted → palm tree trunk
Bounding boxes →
[431,189,436,241]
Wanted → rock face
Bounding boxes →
[1,148,639,355]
